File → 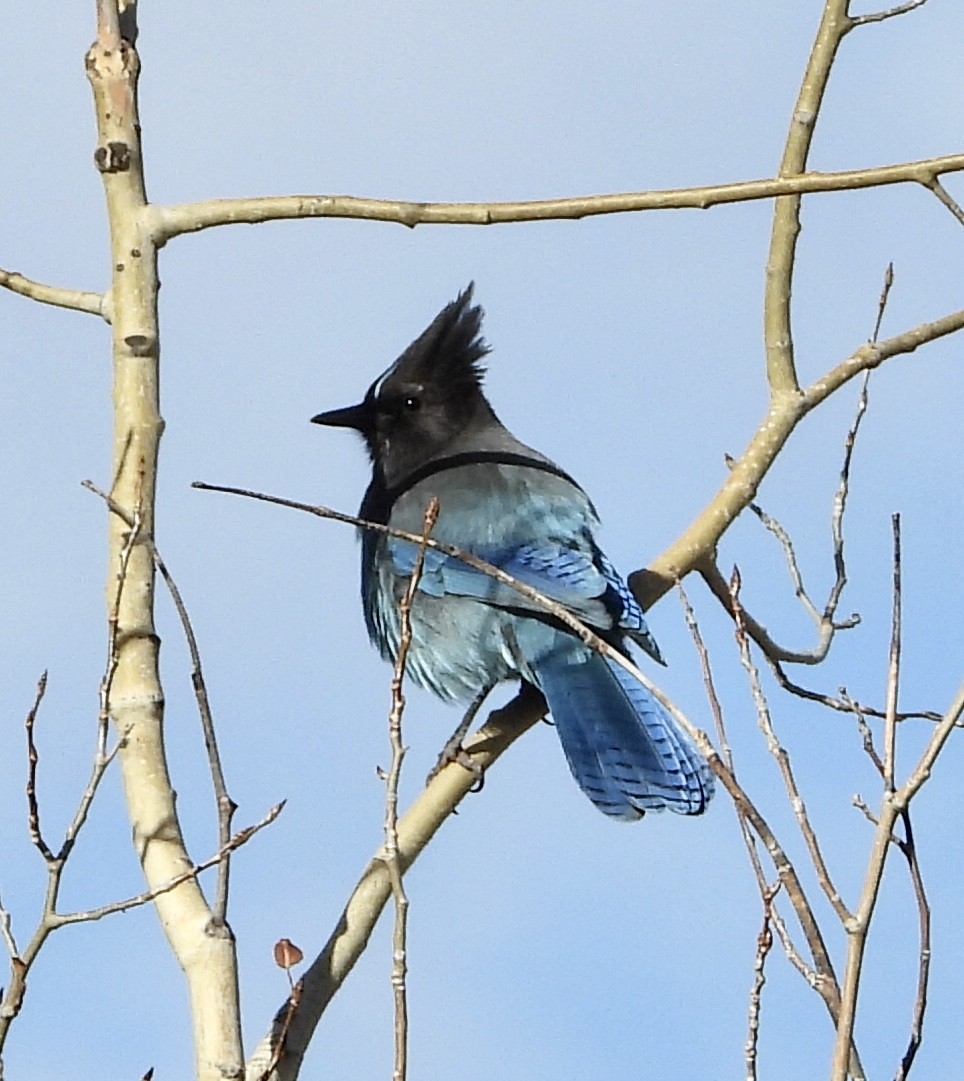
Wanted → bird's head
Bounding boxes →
[312,284,495,486]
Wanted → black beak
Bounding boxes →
[311,402,369,431]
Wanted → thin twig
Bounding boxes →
[191,482,715,756]
[1,497,137,1053]
[850,0,931,28]
[678,584,734,771]
[893,810,930,1081]
[830,514,906,1081]
[826,362,873,630]
[872,263,895,344]
[256,979,304,1081]
[843,691,886,777]
[698,558,842,665]
[152,545,236,922]
[824,264,888,642]
[52,802,284,926]
[745,500,824,626]
[923,178,964,228]
[852,795,879,828]
[24,675,53,862]
[745,889,777,1081]
[730,571,851,924]
[0,892,18,961]
[384,497,438,1081]
[769,664,938,722]
[883,516,901,793]
[83,478,238,923]
[678,584,821,990]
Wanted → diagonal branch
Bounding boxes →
[850,0,931,27]
[190,481,713,756]
[0,267,107,318]
[923,177,964,228]
[202,481,854,1081]
[52,801,283,926]
[244,688,546,1081]
[632,305,964,609]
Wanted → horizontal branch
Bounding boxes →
[152,154,964,240]
[0,267,107,318]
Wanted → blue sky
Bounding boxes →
[2,3,963,1079]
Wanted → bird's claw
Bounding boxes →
[426,738,485,790]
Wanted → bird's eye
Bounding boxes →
[403,395,421,412]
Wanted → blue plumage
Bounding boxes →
[312,285,713,820]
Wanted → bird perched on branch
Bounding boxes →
[312,285,713,820]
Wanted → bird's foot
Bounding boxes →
[426,686,494,791]
[426,735,485,791]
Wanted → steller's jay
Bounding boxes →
[312,285,713,820]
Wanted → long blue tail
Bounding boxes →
[533,647,714,820]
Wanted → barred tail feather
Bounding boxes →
[534,648,713,820]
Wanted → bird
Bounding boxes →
[311,284,714,820]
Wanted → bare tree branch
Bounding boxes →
[831,515,905,1079]
[634,304,964,610]
[148,154,964,240]
[893,809,930,1081]
[0,894,17,962]
[679,584,849,1048]
[730,572,851,923]
[679,585,822,1019]
[245,689,547,1081]
[828,530,964,1080]
[84,9,246,1074]
[923,177,964,228]
[745,890,777,1081]
[383,497,438,1081]
[698,557,856,667]
[83,479,239,924]
[0,267,107,318]
[850,0,931,28]
[52,802,284,926]
[24,675,53,862]
[883,517,902,793]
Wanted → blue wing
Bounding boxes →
[389,536,664,662]
[382,535,712,819]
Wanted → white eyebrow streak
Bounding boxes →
[370,359,400,400]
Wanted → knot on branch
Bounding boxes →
[94,141,132,174]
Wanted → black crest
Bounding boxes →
[384,283,490,399]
